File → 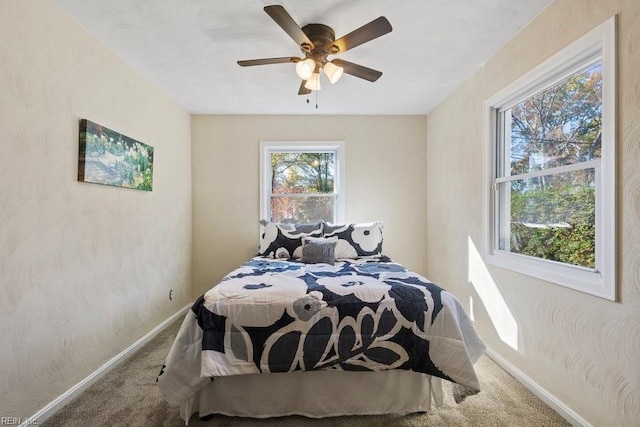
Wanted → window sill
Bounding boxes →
[485,250,615,301]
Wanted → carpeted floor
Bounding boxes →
[43,317,570,427]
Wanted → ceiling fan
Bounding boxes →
[237,5,392,95]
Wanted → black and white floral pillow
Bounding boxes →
[259,220,324,259]
[322,221,383,259]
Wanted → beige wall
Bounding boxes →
[0,0,192,418]
[426,0,640,425]
[7,0,637,424]
[191,115,427,296]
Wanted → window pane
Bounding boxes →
[499,169,595,268]
[271,152,335,194]
[270,196,335,223]
[509,62,602,176]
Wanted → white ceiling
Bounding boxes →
[53,0,552,115]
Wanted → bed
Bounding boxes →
[157,221,485,424]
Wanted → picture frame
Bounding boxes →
[78,119,154,191]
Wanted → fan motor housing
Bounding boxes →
[301,24,339,55]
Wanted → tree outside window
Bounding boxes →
[270,152,336,223]
[260,142,344,224]
[501,62,602,269]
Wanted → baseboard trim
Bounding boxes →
[23,304,190,427]
[485,347,591,427]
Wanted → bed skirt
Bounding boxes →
[180,369,443,424]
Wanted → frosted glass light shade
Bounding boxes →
[295,58,315,80]
[323,62,344,84]
[304,73,321,90]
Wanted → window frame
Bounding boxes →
[483,16,616,301]
[260,141,345,224]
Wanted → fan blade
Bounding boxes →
[237,57,300,66]
[330,59,382,82]
[331,17,392,54]
[264,5,314,51]
[298,80,311,95]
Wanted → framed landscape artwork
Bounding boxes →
[78,119,154,191]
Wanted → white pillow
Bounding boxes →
[322,221,383,259]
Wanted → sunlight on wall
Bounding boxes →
[468,236,519,350]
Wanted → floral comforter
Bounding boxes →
[158,256,485,406]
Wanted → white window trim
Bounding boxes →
[483,16,616,301]
[260,141,346,223]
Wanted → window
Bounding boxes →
[484,17,616,300]
[260,141,345,223]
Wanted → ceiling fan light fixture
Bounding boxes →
[304,73,321,91]
[295,58,315,80]
[238,6,392,97]
[323,61,344,84]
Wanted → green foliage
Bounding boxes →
[140,168,153,191]
[510,183,595,268]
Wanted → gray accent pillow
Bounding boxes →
[301,237,337,264]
